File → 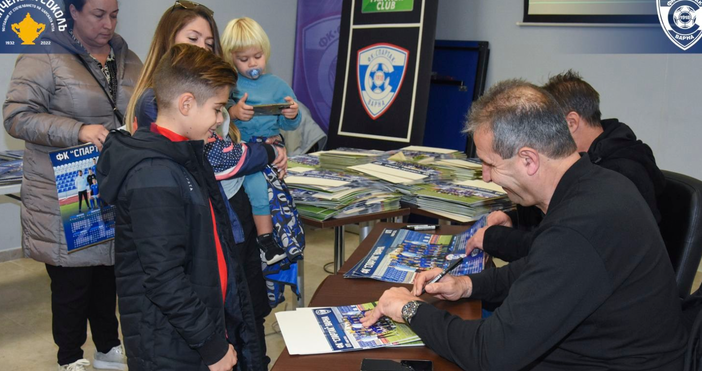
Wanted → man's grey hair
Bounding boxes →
[464,79,576,159]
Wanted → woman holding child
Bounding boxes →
[3,0,142,369]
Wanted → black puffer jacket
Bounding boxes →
[97,128,264,371]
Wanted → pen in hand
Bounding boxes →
[420,257,464,295]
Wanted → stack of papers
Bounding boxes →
[344,218,486,284]
[0,150,24,186]
[394,145,467,162]
[411,180,512,220]
[432,158,483,181]
[318,148,387,172]
[349,160,450,186]
[285,170,401,221]
[288,154,320,170]
[276,302,422,355]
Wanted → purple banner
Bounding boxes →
[292,0,343,133]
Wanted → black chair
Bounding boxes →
[658,170,702,299]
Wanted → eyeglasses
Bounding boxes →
[171,0,214,16]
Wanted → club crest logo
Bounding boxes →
[657,0,702,50]
[357,43,408,120]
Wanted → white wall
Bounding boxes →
[435,0,702,181]
[0,0,299,253]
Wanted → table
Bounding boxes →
[271,275,481,371]
[300,208,411,273]
[338,223,473,275]
[407,207,475,225]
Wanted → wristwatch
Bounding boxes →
[401,300,424,325]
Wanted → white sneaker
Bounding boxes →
[58,359,90,371]
[93,345,127,370]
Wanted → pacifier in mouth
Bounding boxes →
[246,68,262,79]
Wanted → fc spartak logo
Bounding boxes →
[357,43,408,120]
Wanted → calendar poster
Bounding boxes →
[49,144,115,253]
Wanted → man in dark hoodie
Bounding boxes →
[96,44,280,371]
[468,70,666,262]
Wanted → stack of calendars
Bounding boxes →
[0,150,24,186]
[317,148,387,172]
[411,179,512,223]
[276,302,422,355]
[285,169,400,221]
[431,158,483,181]
[288,154,320,170]
[390,145,467,163]
[344,217,486,284]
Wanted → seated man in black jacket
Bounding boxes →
[469,70,666,262]
[361,79,686,370]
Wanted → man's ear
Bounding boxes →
[518,147,540,177]
[565,111,581,134]
[177,93,196,116]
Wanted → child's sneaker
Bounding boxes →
[58,359,90,371]
[257,233,287,265]
[93,345,127,370]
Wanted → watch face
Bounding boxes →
[402,301,421,324]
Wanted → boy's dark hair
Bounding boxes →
[542,70,602,128]
[153,44,238,110]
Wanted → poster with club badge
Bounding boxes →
[327,0,438,150]
[49,144,115,253]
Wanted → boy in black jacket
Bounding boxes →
[97,44,248,371]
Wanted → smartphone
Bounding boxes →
[360,358,433,371]
[252,103,292,116]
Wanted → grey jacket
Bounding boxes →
[281,102,327,155]
[3,31,142,267]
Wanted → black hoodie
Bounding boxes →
[97,128,265,371]
[483,119,666,262]
[588,119,666,223]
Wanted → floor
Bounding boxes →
[0,228,700,370]
[0,226,363,370]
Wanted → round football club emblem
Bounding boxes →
[657,0,702,51]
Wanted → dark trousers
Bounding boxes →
[77,190,89,211]
[45,264,121,365]
[230,188,272,368]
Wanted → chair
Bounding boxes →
[658,170,702,299]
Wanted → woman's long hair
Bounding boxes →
[125,6,240,142]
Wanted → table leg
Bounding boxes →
[334,225,345,274]
[358,221,373,242]
[296,259,305,308]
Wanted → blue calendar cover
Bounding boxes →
[344,216,486,284]
[49,144,115,253]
